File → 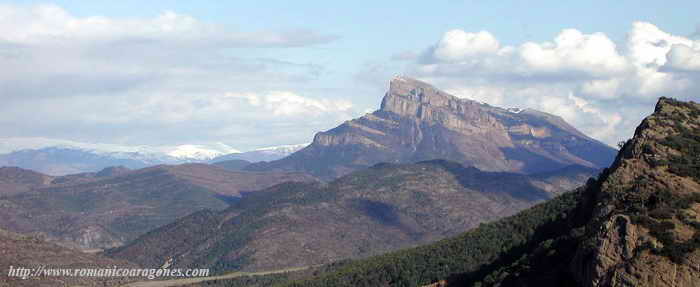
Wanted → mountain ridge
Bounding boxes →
[246,77,616,180]
[0,141,307,175]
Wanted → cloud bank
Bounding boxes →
[0,4,350,150]
[409,22,700,145]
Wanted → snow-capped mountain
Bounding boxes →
[210,143,309,163]
[153,144,242,161]
[0,137,255,175]
[251,143,309,156]
[0,137,241,161]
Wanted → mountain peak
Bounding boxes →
[247,77,616,179]
[389,76,436,92]
[381,76,469,115]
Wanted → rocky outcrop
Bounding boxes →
[571,98,700,287]
[247,77,616,179]
[572,214,639,287]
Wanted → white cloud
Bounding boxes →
[446,86,506,106]
[225,91,353,117]
[408,22,700,146]
[264,91,353,116]
[578,79,621,99]
[665,43,700,72]
[566,93,623,141]
[518,29,628,75]
[0,4,350,150]
[626,22,694,69]
[432,30,500,62]
[625,21,698,97]
[0,4,337,46]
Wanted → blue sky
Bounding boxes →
[0,1,698,151]
[37,1,697,39]
[37,1,698,77]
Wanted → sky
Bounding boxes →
[0,1,698,151]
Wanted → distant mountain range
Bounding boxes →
[0,140,308,175]
[246,77,617,180]
[210,143,309,163]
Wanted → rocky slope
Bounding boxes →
[265,97,700,287]
[246,77,616,180]
[567,97,700,287]
[0,164,316,250]
[106,161,598,273]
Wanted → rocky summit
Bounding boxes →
[247,77,616,179]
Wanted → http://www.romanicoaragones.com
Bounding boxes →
[7,265,210,280]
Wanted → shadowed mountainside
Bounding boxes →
[106,160,598,274]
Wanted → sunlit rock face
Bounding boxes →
[247,77,617,180]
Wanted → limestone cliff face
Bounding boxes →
[247,77,616,179]
[381,77,498,126]
[571,98,700,287]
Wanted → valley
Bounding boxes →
[3,79,695,287]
